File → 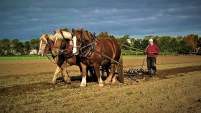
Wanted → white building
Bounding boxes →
[29,49,38,55]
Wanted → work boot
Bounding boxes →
[149,69,155,77]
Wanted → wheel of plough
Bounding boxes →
[117,57,124,83]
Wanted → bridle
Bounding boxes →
[39,38,54,54]
[73,30,96,58]
[39,35,73,64]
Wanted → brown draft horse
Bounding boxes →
[72,28,121,87]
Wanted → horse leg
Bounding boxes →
[106,68,110,77]
[62,63,71,84]
[94,65,104,87]
[52,66,61,84]
[104,63,115,84]
[80,63,87,87]
[111,64,118,84]
[101,68,104,77]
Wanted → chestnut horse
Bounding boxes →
[71,28,121,87]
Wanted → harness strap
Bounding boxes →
[46,54,57,64]
[60,30,66,40]
[79,41,96,58]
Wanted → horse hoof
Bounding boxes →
[80,84,87,87]
[104,80,111,84]
[52,81,57,85]
[111,79,117,84]
[99,83,104,87]
[111,81,115,84]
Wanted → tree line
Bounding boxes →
[98,33,201,55]
[0,33,201,56]
[0,38,39,56]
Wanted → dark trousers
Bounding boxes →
[147,57,157,75]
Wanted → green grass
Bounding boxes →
[0,55,145,61]
[0,55,47,61]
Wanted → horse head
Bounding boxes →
[72,28,95,55]
[52,29,73,56]
[38,34,54,56]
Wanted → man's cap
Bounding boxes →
[149,38,153,42]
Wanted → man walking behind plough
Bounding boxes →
[145,39,160,76]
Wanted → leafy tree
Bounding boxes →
[157,36,171,53]
[133,39,142,49]
[197,37,201,47]
[10,39,20,55]
[177,40,192,54]
[0,39,11,55]
[168,38,179,53]
[140,39,148,50]
[117,35,130,50]
[24,41,31,54]
[184,34,198,52]
[30,39,39,49]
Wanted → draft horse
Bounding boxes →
[38,30,75,84]
[71,28,121,87]
[38,29,96,84]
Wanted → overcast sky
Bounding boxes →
[0,0,201,40]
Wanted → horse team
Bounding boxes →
[38,28,121,87]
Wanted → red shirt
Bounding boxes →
[145,44,160,57]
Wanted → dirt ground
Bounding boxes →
[0,55,201,113]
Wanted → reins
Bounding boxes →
[79,41,95,51]
[46,54,57,64]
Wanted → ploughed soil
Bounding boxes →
[0,65,201,96]
[157,65,201,78]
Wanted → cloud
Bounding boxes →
[0,0,201,39]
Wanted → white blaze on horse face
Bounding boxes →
[38,37,48,56]
[72,36,78,54]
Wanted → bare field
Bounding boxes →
[0,55,201,113]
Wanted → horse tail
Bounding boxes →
[110,38,121,62]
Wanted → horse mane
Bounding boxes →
[82,30,90,41]
[53,28,72,40]
[72,28,95,42]
[54,28,71,34]
[39,34,46,39]
[39,34,48,41]
[72,28,83,35]
[48,34,55,41]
